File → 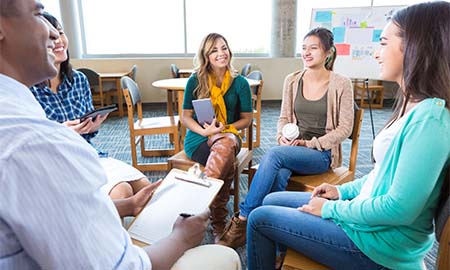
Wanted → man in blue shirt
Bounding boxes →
[0,1,241,269]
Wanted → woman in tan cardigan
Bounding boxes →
[218,28,354,249]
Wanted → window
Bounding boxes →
[78,0,271,57]
[79,0,184,55]
[185,0,271,55]
[41,0,62,22]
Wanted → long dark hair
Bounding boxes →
[43,12,74,84]
[303,27,336,71]
[390,1,450,118]
[391,1,450,220]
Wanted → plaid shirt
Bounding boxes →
[30,70,105,155]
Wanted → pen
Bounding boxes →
[180,213,194,218]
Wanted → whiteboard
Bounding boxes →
[310,5,404,79]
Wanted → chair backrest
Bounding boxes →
[129,65,137,81]
[436,177,450,269]
[241,63,251,77]
[348,107,364,172]
[77,68,100,85]
[246,70,263,95]
[120,76,141,106]
[170,64,180,78]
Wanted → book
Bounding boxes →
[192,98,215,125]
[128,168,223,246]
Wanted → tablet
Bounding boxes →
[80,104,117,122]
[192,98,215,126]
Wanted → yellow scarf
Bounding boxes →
[208,70,239,136]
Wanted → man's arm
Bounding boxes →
[2,127,150,269]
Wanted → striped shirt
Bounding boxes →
[0,74,151,269]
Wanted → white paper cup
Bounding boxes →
[282,123,299,141]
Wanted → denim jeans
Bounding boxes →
[246,192,385,270]
[239,146,331,217]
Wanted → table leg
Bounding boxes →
[167,90,175,144]
[116,79,124,117]
[177,91,185,149]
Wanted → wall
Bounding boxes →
[71,58,303,103]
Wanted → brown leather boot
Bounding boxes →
[204,133,239,239]
[217,212,247,248]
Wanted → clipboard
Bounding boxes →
[128,168,223,246]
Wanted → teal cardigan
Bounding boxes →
[322,98,450,269]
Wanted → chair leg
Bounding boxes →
[233,171,239,213]
[255,117,260,148]
[130,135,139,168]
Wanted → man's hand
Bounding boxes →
[298,197,327,217]
[311,183,339,200]
[131,179,163,216]
[171,209,210,249]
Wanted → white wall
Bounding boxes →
[71,57,303,103]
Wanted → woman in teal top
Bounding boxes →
[182,33,252,241]
[247,2,450,269]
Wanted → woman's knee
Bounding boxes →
[262,192,286,206]
[109,182,133,199]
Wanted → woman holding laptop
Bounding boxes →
[181,33,253,242]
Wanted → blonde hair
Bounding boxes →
[193,33,237,98]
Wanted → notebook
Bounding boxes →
[128,168,223,246]
[192,98,215,125]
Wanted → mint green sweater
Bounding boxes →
[322,98,450,269]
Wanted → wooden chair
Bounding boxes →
[121,76,180,171]
[170,64,180,78]
[241,63,252,77]
[244,70,264,148]
[105,65,137,112]
[282,186,450,270]
[78,68,107,108]
[286,108,364,192]
[354,79,385,109]
[168,126,254,212]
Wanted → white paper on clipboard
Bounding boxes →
[128,169,223,245]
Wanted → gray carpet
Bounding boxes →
[92,100,437,270]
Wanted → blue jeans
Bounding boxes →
[247,192,385,270]
[239,146,331,217]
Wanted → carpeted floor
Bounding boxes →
[92,100,437,270]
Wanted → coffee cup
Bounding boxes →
[282,123,299,141]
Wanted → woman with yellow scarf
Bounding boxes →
[182,33,252,242]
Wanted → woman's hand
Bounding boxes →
[279,137,306,146]
[63,119,92,134]
[279,136,293,146]
[88,113,108,133]
[298,197,327,217]
[291,139,306,146]
[311,183,339,200]
[201,119,224,136]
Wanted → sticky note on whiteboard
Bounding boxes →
[333,27,346,43]
[315,11,332,23]
[335,44,351,56]
[372,29,382,42]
